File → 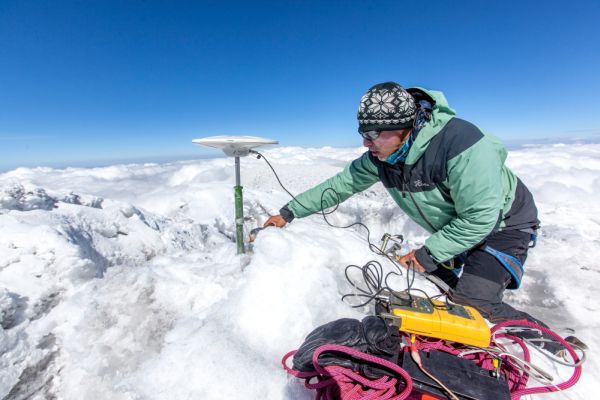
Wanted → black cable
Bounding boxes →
[250,149,331,214]
[342,261,405,308]
[401,261,451,310]
[341,260,451,310]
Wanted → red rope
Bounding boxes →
[490,320,583,400]
[282,344,413,400]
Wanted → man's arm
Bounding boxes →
[265,152,380,226]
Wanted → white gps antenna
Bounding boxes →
[192,136,278,254]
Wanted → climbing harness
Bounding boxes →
[482,246,524,289]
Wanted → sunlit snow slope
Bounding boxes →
[1,144,599,399]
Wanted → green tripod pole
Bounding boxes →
[234,156,245,254]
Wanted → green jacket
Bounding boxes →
[283,88,538,270]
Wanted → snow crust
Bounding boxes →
[1,144,599,398]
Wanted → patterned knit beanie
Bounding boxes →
[357,82,416,133]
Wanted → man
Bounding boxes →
[264,82,541,325]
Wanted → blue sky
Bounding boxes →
[1,0,599,170]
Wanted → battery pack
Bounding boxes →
[401,350,510,400]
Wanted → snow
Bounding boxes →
[1,143,599,399]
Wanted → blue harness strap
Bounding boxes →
[483,246,524,289]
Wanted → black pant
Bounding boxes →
[430,229,546,325]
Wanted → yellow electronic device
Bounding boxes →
[379,292,491,348]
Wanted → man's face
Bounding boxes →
[362,129,411,161]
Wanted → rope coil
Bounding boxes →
[282,344,413,400]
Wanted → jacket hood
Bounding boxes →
[405,87,456,165]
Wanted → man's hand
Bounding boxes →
[263,215,287,228]
[396,250,426,273]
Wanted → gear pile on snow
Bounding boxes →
[283,317,583,400]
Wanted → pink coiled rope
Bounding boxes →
[282,344,413,400]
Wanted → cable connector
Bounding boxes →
[380,233,403,257]
[248,149,262,159]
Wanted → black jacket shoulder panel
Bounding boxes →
[438,118,485,161]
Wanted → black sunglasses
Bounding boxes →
[359,130,381,141]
